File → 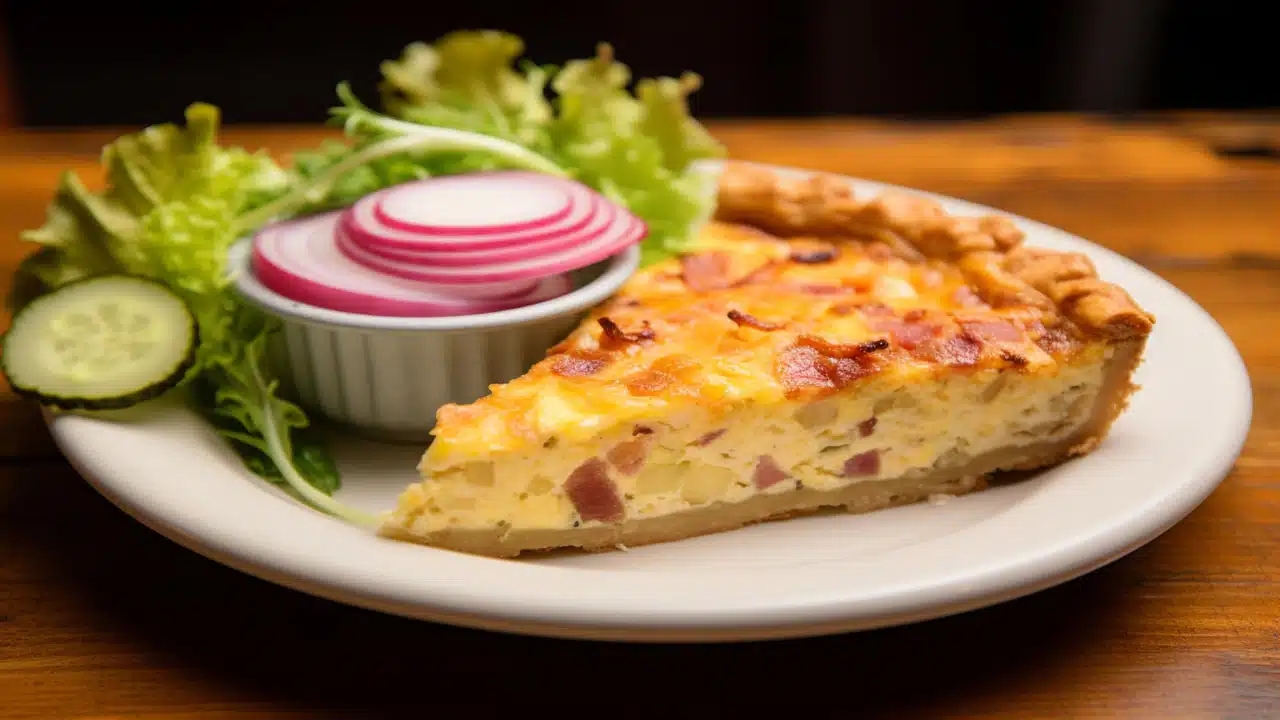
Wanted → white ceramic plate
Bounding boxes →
[45,161,1251,643]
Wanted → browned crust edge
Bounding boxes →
[382,339,1146,558]
[713,161,1156,341]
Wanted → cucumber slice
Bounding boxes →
[1,275,198,410]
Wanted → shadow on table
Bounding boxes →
[3,465,1158,718]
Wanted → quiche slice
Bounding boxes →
[379,162,1155,558]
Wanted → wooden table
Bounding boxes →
[1,114,1277,719]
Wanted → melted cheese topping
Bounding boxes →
[423,222,1091,469]
[388,222,1118,538]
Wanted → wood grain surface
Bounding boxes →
[1,114,1277,719]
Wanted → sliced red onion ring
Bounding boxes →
[348,173,600,252]
[342,191,612,268]
[372,171,575,236]
[334,221,540,299]
[251,211,572,318]
[335,205,646,285]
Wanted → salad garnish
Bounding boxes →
[2,30,723,525]
[323,31,724,265]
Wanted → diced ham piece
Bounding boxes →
[920,333,982,367]
[1034,324,1080,356]
[564,458,625,523]
[680,252,733,292]
[778,346,838,392]
[776,345,881,395]
[606,438,649,476]
[872,318,940,349]
[753,455,789,489]
[952,286,988,308]
[844,450,881,477]
[692,429,726,447]
[858,417,878,437]
[776,333,888,395]
[730,260,783,288]
[959,319,1022,342]
[893,322,938,348]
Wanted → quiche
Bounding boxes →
[379,162,1155,557]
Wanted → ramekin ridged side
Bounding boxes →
[270,315,582,442]
[228,239,639,444]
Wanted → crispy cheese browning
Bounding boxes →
[425,220,1109,467]
[386,163,1155,557]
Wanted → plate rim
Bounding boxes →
[44,159,1253,643]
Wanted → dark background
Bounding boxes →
[2,0,1273,128]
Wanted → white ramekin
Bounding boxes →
[227,239,639,444]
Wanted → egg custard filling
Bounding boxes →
[380,162,1154,557]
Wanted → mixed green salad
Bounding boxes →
[0,31,724,525]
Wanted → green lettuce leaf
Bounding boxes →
[5,32,727,528]
[379,30,554,151]
[367,32,726,265]
[547,44,719,264]
[288,138,431,214]
[637,74,724,173]
[233,83,567,233]
[7,104,371,525]
[8,94,595,526]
